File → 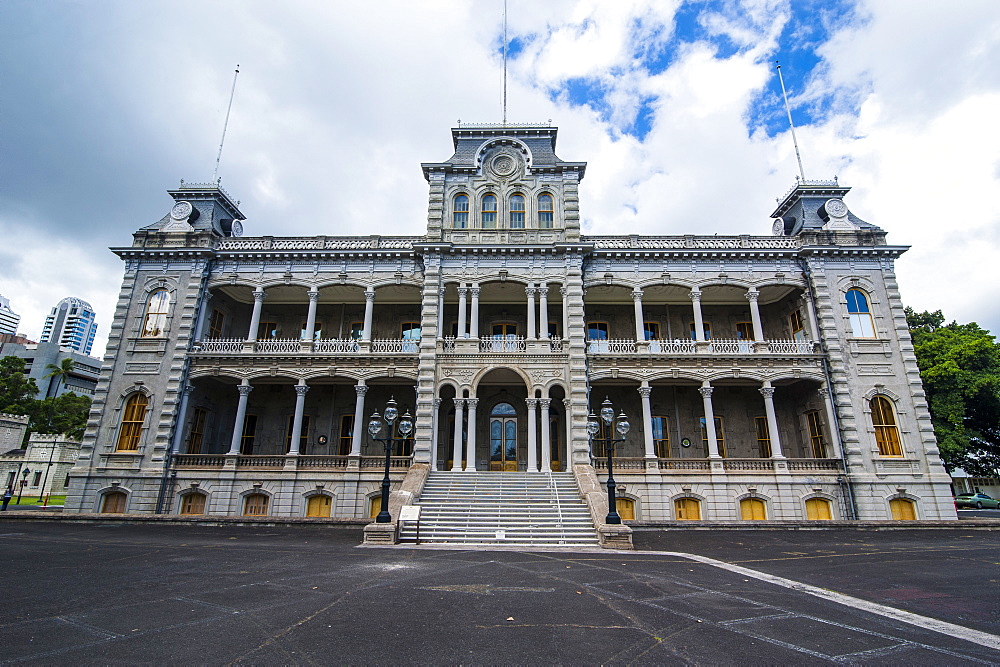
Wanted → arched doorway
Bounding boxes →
[489,403,518,471]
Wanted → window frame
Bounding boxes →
[257,321,278,339]
[142,289,171,338]
[481,194,497,228]
[754,416,772,458]
[339,414,354,456]
[300,321,323,340]
[587,321,609,340]
[846,288,876,338]
[240,414,258,454]
[689,321,712,340]
[674,497,701,520]
[243,493,270,517]
[740,497,767,520]
[700,416,726,457]
[509,194,526,228]
[889,497,916,520]
[538,193,554,228]
[735,322,754,340]
[115,393,149,452]
[453,194,469,228]
[180,492,207,515]
[870,396,903,456]
[643,321,661,341]
[806,410,827,458]
[208,309,225,338]
[789,309,805,341]
[651,415,670,458]
[187,407,208,454]
[805,497,833,520]
[285,414,311,453]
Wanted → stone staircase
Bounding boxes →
[398,471,599,547]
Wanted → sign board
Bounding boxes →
[399,505,421,522]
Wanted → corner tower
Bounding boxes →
[421,124,586,243]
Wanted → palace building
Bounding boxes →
[65,123,956,544]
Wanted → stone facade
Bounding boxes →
[1,432,81,499]
[65,124,955,523]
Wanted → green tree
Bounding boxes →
[27,393,92,440]
[42,357,76,398]
[906,308,1000,475]
[0,355,38,416]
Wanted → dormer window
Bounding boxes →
[453,194,469,228]
[482,194,497,229]
[538,194,554,228]
[509,194,525,228]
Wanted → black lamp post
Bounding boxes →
[587,397,630,525]
[367,398,413,524]
[17,468,31,505]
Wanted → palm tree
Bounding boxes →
[43,358,76,399]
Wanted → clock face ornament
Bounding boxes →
[825,198,848,218]
[170,201,193,220]
[772,219,785,236]
[231,220,244,237]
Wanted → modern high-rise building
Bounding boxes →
[39,297,98,355]
[65,123,956,546]
[0,295,20,335]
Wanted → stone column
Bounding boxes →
[464,398,478,471]
[538,284,549,339]
[350,382,368,456]
[362,289,375,342]
[247,290,266,341]
[819,386,843,459]
[287,381,309,455]
[539,398,552,472]
[437,286,446,337]
[802,293,821,342]
[451,398,465,471]
[457,285,468,338]
[303,290,320,340]
[560,286,569,340]
[431,397,442,469]
[170,383,195,454]
[469,285,480,339]
[227,381,253,455]
[525,284,537,340]
[746,289,764,342]
[632,289,646,341]
[194,293,213,340]
[690,289,705,342]
[562,398,572,469]
[638,384,655,458]
[759,381,784,458]
[699,382,721,458]
[526,398,538,472]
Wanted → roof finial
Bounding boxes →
[775,61,806,183]
[213,64,241,185]
[502,0,508,125]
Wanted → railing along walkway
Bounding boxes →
[586,338,817,355]
[172,454,412,470]
[592,457,842,472]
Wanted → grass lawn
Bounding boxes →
[10,495,66,506]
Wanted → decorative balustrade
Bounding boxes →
[254,338,301,353]
[549,337,564,352]
[708,339,756,355]
[657,459,712,470]
[480,337,526,353]
[592,457,647,470]
[587,338,637,354]
[722,458,775,471]
[173,454,227,467]
[192,339,244,353]
[359,455,412,469]
[297,455,350,469]
[786,458,843,471]
[766,339,817,354]
[371,338,418,353]
[648,340,697,354]
[588,235,803,250]
[442,336,457,352]
[314,338,361,353]
[591,457,841,473]
[236,455,287,468]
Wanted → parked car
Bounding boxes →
[954,493,1000,509]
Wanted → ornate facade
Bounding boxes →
[65,124,956,531]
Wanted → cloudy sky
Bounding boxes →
[2,0,999,358]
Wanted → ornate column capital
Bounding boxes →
[689,289,702,302]
[818,387,830,399]
[364,290,376,302]
[745,289,760,302]
[355,384,369,396]
[539,398,551,409]
[294,384,310,397]
[631,289,644,301]
[237,384,254,397]
[466,398,479,408]
[457,286,468,297]
[307,290,320,302]
[538,286,549,297]
[433,397,443,408]
[439,287,447,297]
[252,290,267,302]
[637,386,652,399]
[800,292,814,304]
[525,398,538,408]
[563,398,572,409]
[697,386,714,399]
[453,397,466,408]
[758,386,775,400]
[525,287,537,298]
[470,287,480,298]
[560,286,568,297]
[202,292,214,303]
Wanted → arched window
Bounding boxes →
[509,194,525,228]
[115,394,149,451]
[740,497,767,520]
[101,491,127,513]
[142,289,171,337]
[674,497,701,520]
[805,498,832,520]
[453,194,469,228]
[538,194,554,228]
[846,288,876,338]
[243,493,269,516]
[180,492,207,515]
[889,498,916,520]
[482,194,497,228]
[870,396,902,456]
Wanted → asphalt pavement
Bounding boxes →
[0,521,997,664]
